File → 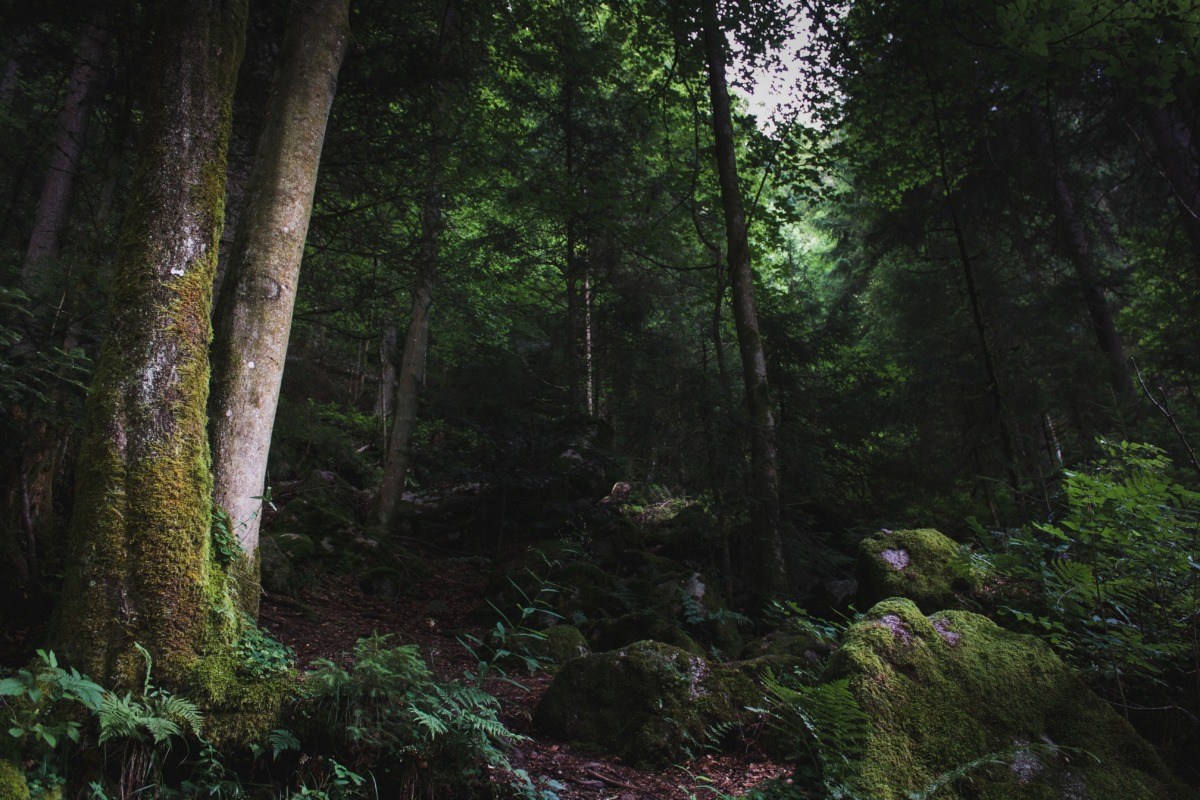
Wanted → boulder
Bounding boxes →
[529,624,590,668]
[589,610,703,654]
[856,528,971,611]
[826,599,1183,799]
[533,640,761,766]
[258,533,298,596]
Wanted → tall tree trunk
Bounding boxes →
[377,271,434,531]
[54,0,248,691]
[21,18,109,302]
[209,0,351,615]
[699,0,786,597]
[1034,109,1133,397]
[377,0,458,532]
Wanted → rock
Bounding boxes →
[740,630,829,666]
[259,533,298,596]
[529,624,590,668]
[589,610,703,654]
[275,532,316,561]
[0,760,28,800]
[358,566,406,598]
[826,599,1184,799]
[534,640,761,766]
[856,528,971,611]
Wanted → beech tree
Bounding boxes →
[55,0,250,694]
[209,0,351,611]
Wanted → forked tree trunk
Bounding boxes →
[55,0,248,690]
[699,0,787,597]
[21,18,109,301]
[209,0,351,614]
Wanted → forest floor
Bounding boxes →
[259,554,791,800]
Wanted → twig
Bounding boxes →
[1132,359,1200,476]
[580,767,639,791]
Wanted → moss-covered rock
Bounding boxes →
[358,566,406,598]
[826,599,1184,799]
[589,610,703,654]
[529,624,590,667]
[258,533,298,596]
[533,640,761,766]
[856,528,971,611]
[275,532,316,561]
[0,761,28,800]
[740,630,828,665]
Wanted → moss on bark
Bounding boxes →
[50,0,282,745]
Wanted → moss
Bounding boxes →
[533,640,760,766]
[0,761,28,800]
[529,625,590,668]
[855,528,972,612]
[739,630,828,664]
[825,599,1185,800]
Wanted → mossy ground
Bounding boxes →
[0,761,29,800]
[827,598,1184,800]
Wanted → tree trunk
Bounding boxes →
[377,273,433,531]
[1146,102,1200,276]
[54,0,248,691]
[21,18,109,302]
[209,0,351,615]
[1034,109,1133,397]
[377,0,458,532]
[699,0,787,598]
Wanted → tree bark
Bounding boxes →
[209,0,351,615]
[699,0,787,597]
[377,272,433,531]
[21,18,109,302]
[55,0,248,690]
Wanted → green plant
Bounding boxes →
[459,569,564,685]
[757,672,869,798]
[96,644,203,799]
[1,650,105,796]
[992,440,1200,720]
[236,617,296,679]
[300,634,519,796]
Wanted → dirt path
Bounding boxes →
[259,556,791,800]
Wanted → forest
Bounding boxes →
[1,0,1200,797]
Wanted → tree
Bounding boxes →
[55,0,250,693]
[209,0,351,613]
[699,0,786,596]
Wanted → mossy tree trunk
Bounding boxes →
[55,0,248,689]
[209,0,351,615]
[699,0,787,598]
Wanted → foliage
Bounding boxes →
[235,618,295,680]
[991,440,1200,749]
[758,672,868,797]
[299,634,520,796]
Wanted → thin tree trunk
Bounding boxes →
[210,0,351,615]
[584,269,596,415]
[1034,108,1133,397]
[1146,102,1200,276]
[0,31,31,108]
[377,0,458,532]
[375,320,399,418]
[55,0,248,690]
[377,274,433,531]
[700,0,786,597]
[21,18,109,301]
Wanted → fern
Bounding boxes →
[761,672,868,795]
